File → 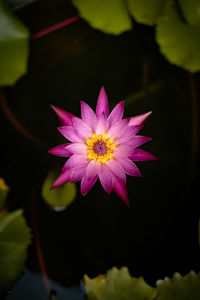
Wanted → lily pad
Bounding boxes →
[0,0,29,86]
[126,0,165,25]
[156,271,200,300]
[178,0,200,26]
[42,170,77,210]
[0,209,31,294]
[72,0,132,35]
[156,0,200,72]
[84,266,157,300]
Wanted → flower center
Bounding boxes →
[86,133,116,164]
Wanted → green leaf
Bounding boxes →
[178,0,200,26]
[0,209,31,293]
[156,271,200,300]
[8,0,36,10]
[42,170,77,210]
[72,0,132,35]
[126,0,165,25]
[0,178,9,207]
[84,266,157,300]
[156,0,200,72]
[0,0,29,86]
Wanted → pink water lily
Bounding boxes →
[49,87,157,206]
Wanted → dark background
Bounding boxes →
[1,0,200,291]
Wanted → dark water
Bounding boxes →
[1,0,200,298]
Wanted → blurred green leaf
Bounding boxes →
[0,209,31,293]
[156,0,200,72]
[42,170,77,210]
[126,0,165,25]
[156,271,200,300]
[8,0,36,10]
[0,0,29,86]
[178,0,200,26]
[0,178,9,207]
[84,266,157,300]
[72,0,132,35]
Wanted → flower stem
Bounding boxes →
[189,73,198,182]
[0,89,47,150]
[31,180,54,299]
[31,15,80,41]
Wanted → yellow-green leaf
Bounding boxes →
[42,170,77,210]
[156,271,200,300]
[0,209,31,293]
[72,0,132,35]
[178,0,200,26]
[0,178,9,207]
[156,0,200,72]
[84,266,157,300]
[126,0,165,25]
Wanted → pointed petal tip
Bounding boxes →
[50,104,59,112]
[113,179,130,207]
[96,86,109,117]
[51,105,74,126]
[81,191,87,196]
[152,154,159,160]
[129,111,153,126]
[100,85,105,92]
[120,193,130,207]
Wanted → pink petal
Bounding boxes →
[108,101,124,126]
[51,105,74,126]
[95,113,109,135]
[48,144,71,157]
[81,101,97,130]
[96,86,109,118]
[98,166,114,194]
[129,149,158,161]
[62,154,88,170]
[107,118,130,139]
[114,144,135,159]
[129,111,152,126]
[113,178,129,207]
[65,143,87,155]
[51,169,71,189]
[58,126,83,142]
[106,160,126,183]
[127,136,152,148]
[118,158,142,177]
[70,166,86,183]
[86,160,101,179]
[116,125,142,144]
[72,117,93,139]
[81,175,98,196]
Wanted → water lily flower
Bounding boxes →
[49,87,157,206]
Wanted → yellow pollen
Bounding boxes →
[86,133,116,164]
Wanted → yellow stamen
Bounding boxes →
[86,133,116,164]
